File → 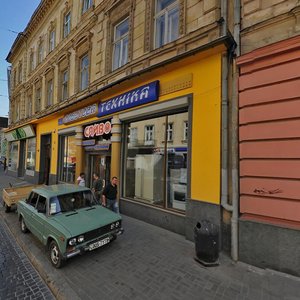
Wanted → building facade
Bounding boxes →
[238,0,300,276]
[6,0,240,262]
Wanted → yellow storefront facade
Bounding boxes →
[5,47,224,239]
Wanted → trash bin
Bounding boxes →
[194,220,219,266]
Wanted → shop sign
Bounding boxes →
[59,104,98,125]
[84,144,110,151]
[5,125,35,142]
[82,139,96,146]
[83,121,112,138]
[98,80,159,117]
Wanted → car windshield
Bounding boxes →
[49,190,98,215]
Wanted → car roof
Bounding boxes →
[32,184,90,199]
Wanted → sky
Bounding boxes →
[0,1,41,118]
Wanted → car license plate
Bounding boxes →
[88,237,110,251]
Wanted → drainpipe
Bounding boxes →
[220,0,240,262]
[231,0,241,262]
[220,0,232,212]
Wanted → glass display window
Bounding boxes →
[26,137,36,171]
[123,110,188,211]
[58,134,76,183]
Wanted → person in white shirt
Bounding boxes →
[77,172,85,187]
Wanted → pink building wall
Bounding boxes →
[237,36,300,228]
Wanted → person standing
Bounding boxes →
[102,176,118,213]
[77,172,85,186]
[92,173,103,202]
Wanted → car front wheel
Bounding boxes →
[49,240,65,268]
[20,217,28,233]
[5,203,11,213]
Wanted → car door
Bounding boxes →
[23,192,39,233]
[31,195,47,243]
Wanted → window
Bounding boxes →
[27,192,39,207]
[129,127,138,145]
[8,141,19,172]
[144,125,154,145]
[58,134,76,183]
[80,54,89,91]
[82,0,92,13]
[63,11,71,38]
[38,42,44,64]
[13,70,17,88]
[15,101,20,122]
[183,121,188,141]
[35,88,41,113]
[167,123,173,142]
[61,69,68,101]
[29,52,34,72]
[27,96,32,117]
[18,63,22,83]
[154,0,179,48]
[26,138,36,171]
[46,79,53,107]
[49,30,55,52]
[124,111,188,211]
[36,196,47,213]
[112,18,129,70]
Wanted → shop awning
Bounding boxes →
[5,125,35,142]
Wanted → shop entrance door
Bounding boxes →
[89,155,111,189]
[39,134,51,185]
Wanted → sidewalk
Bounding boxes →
[1,170,300,300]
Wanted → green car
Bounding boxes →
[17,184,123,268]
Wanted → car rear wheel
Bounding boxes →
[20,217,28,233]
[49,240,65,268]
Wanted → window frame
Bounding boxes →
[37,41,44,64]
[144,125,154,145]
[112,17,129,71]
[35,87,41,113]
[79,53,89,91]
[82,0,93,14]
[63,11,71,38]
[167,122,173,142]
[61,69,69,101]
[49,29,56,53]
[46,79,53,107]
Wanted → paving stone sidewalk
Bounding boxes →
[0,216,54,300]
[1,170,300,300]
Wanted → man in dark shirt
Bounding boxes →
[92,173,103,202]
[102,176,118,213]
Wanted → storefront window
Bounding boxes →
[26,138,36,171]
[8,141,19,172]
[58,134,76,183]
[124,111,188,211]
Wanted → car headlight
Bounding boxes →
[115,221,120,228]
[110,223,115,230]
[69,238,77,246]
[77,235,84,243]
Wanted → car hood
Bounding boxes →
[51,205,121,237]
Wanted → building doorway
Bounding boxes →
[89,155,111,189]
[40,134,51,185]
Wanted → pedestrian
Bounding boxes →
[92,173,103,202]
[77,172,85,187]
[102,176,118,213]
[3,157,7,173]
